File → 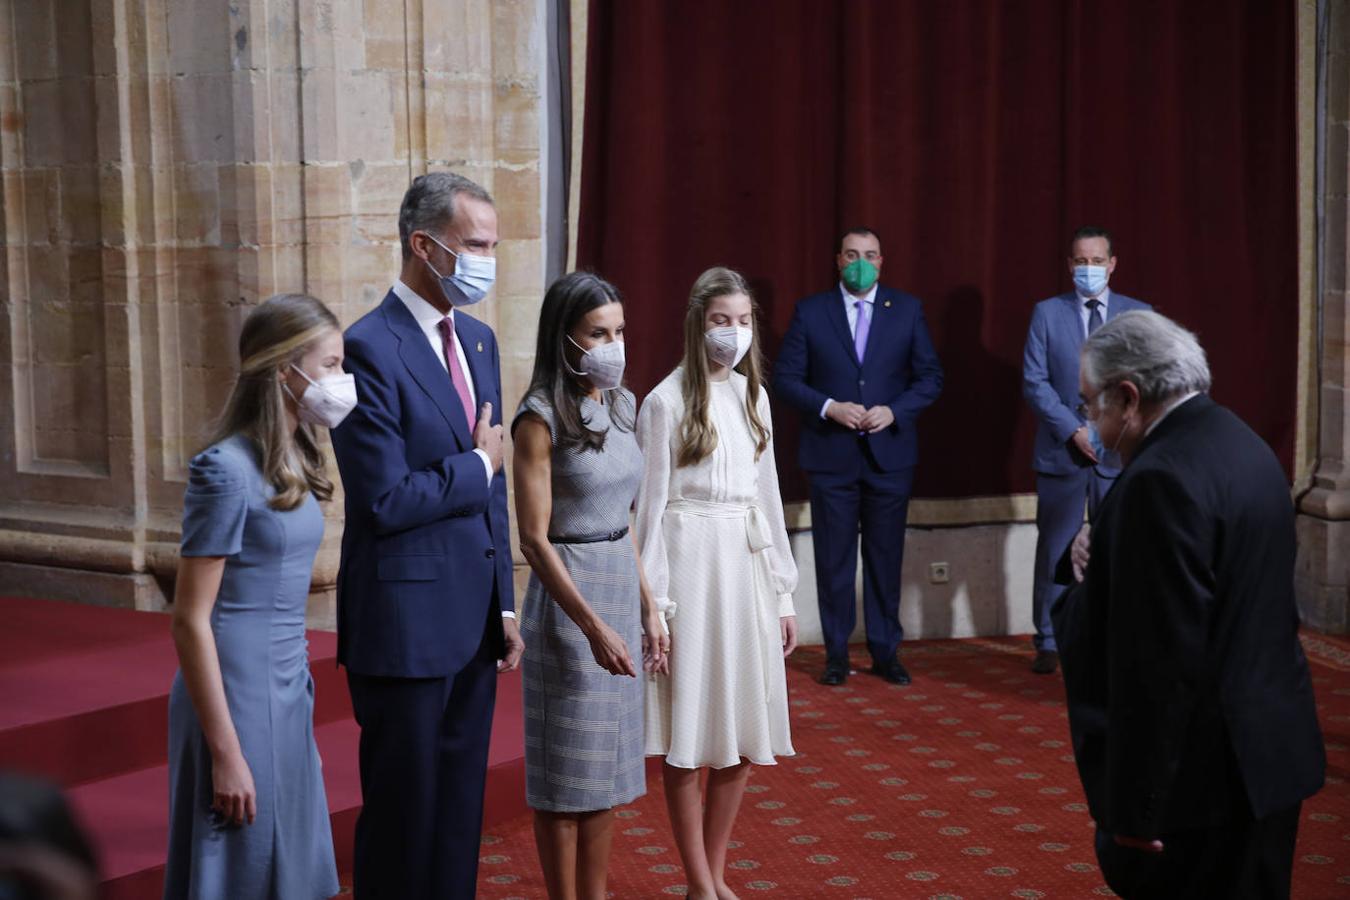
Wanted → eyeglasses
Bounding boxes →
[1076,385,1113,420]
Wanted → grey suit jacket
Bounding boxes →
[1022,291,1150,476]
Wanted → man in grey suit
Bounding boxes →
[1021,226,1150,674]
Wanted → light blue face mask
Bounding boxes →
[1073,265,1108,298]
[1086,421,1121,471]
[424,234,497,307]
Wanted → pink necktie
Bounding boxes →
[436,316,476,430]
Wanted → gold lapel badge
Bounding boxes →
[884,300,892,308]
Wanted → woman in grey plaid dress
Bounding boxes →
[512,271,668,900]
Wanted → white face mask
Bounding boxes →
[425,234,497,307]
[705,325,753,369]
[285,364,357,429]
[564,335,626,391]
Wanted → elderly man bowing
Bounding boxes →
[1052,311,1323,899]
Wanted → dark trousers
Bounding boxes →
[346,625,499,899]
[1094,803,1302,900]
[1031,468,1111,652]
[808,445,914,666]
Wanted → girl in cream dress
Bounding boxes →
[636,267,798,900]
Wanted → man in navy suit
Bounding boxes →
[774,228,943,686]
[1022,226,1149,675]
[331,172,524,898]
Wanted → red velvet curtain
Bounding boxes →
[577,0,1297,502]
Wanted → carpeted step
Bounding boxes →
[71,700,527,900]
[0,596,349,786]
[0,596,531,897]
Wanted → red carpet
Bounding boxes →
[474,636,1350,899]
[0,596,527,900]
[2,597,1346,898]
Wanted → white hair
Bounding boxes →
[1081,310,1211,404]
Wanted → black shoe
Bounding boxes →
[870,659,911,685]
[1031,650,1060,675]
[818,660,849,686]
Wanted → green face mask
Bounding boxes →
[841,257,879,294]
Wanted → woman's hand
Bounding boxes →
[781,615,798,657]
[586,622,638,677]
[211,749,257,827]
[642,609,670,675]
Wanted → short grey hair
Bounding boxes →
[1081,310,1212,405]
[398,172,494,260]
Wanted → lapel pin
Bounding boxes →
[476,341,483,352]
[884,300,892,308]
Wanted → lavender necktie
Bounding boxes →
[854,298,870,363]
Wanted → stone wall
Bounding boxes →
[1296,0,1350,632]
[1,1,1344,637]
[0,0,548,625]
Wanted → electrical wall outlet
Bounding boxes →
[929,562,951,584]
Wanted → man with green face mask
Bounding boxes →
[773,227,944,687]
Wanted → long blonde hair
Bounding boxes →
[207,293,339,511]
[676,267,771,467]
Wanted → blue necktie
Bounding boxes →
[1086,299,1103,335]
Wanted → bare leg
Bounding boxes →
[703,761,751,900]
[575,808,615,900]
[534,810,579,900]
[663,762,717,899]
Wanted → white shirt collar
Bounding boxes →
[393,280,452,334]
[839,281,878,307]
[1145,391,1201,436]
[1076,286,1111,309]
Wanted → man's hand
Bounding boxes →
[1071,523,1091,583]
[498,615,524,672]
[860,405,895,433]
[475,402,504,472]
[1070,427,1099,465]
[826,401,867,430]
[1113,834,1164,853]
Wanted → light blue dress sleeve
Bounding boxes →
[180,444,249,558]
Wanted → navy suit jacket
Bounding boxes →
[331,291,513,678]
[1022,291,1150,475]
[773,284,943,473]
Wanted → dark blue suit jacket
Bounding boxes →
[773,285,943,473]
[1022,291,1150,475]
[331,291,513,678]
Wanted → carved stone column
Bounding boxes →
[1296,0,1350,632]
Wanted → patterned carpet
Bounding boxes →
[475,633,1350,899]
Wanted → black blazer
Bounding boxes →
[1052,395,1323,837]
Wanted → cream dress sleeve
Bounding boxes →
[635,385,677,627]
[755,388,798,617]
